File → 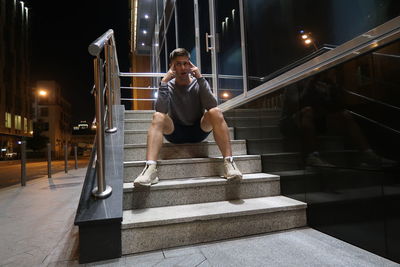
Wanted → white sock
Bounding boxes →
[224,156,233,162]
[146,160,157,165]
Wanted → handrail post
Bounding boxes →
[110,37,121,104]
[105,43,117,133]
[92,57,112,199]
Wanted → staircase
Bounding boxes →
[121,110,307,255]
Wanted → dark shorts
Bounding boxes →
[164,119,211,144]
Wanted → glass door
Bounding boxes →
[194,0,247,103]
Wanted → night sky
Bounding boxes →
[24,0,130,125]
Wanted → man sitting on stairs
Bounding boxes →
[133,48,243,187]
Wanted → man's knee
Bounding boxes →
[208,107,224,120]
[152,112,167,125]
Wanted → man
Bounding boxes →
[133,48,242,187]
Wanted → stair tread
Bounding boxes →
[123,173,279,192]
[122,195,306,228]
[125,110,155,113]
[270,170,315,176]
[124,139,245,148]
[124,127,234,133]
[124,154,260,166]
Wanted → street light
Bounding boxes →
[34,88,48,123]
[300,30,318,51]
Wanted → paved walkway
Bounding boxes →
[0,169,398,267]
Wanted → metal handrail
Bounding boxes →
[88,29,121,199]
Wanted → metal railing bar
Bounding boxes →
[121,98,157,101]
[121,86,158,90]
[373,52,400,59]
[345,90,400,112]
[119,72,165,77]
[347,110,400,135]
[89,29,114,56]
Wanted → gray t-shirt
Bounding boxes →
[155,77,217,125]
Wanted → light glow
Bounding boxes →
[304,39,312,45]
[301,34,308,39]
[222,92,229,98]
[38,90,47,96]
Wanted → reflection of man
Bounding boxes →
[134,48,242,187]
[280,71,396,168]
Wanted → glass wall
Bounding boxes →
[244,0,400,90]
[225,39,400,263]
[215,0,244,103]
[176,0,196,63]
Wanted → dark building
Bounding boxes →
[0,0,32,160]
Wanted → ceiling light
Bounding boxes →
[144,14,149,19]
[141,43,145,46]
[143,30,147,34]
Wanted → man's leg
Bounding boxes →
[201,107,242,180]
[201,107,231,157]
[146,112,174,161]
[134,112,173,187]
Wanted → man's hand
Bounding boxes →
[189,61,202,79]
[162,65,176,83]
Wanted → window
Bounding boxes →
[43,122,49,131]
[5,112,11,128]
[15,115,22,130]
[40,107,49,117]
[24,118,28,133]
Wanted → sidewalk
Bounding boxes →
[0,169,398,267]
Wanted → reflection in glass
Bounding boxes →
[226,40,400,262]
[244,0,400,90]
[215,0,243,103]
[176,0,196,63]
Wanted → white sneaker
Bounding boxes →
[133,164,159,187]
[306,153,335,167]
[223,158,243,181]
[360,151,397,168]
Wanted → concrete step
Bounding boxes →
[121,196,307,254]
[125,119,153,130]
[123,173,280,210]
[235,126,282,139]
[260,150,361,172]
[125,110,155,120]
[261,152,304,172]
[225,116,280,127]
[123,154,261,182]
[224,108,282,117]
[124,140,247,161]
[124,127,235,144]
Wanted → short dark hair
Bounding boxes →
[169,48,190,61]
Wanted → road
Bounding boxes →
[0,158,90,188]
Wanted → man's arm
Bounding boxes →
[155,66,176,113]
[189,61,217,110]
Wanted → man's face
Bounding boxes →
[171,56,191,78]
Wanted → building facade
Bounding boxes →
[35,81,71,159]
[0,0,32,160]
[127,0,400,263]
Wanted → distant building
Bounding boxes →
[35,81,72,159]
[0,0,32,160]
[71,121,95,156]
